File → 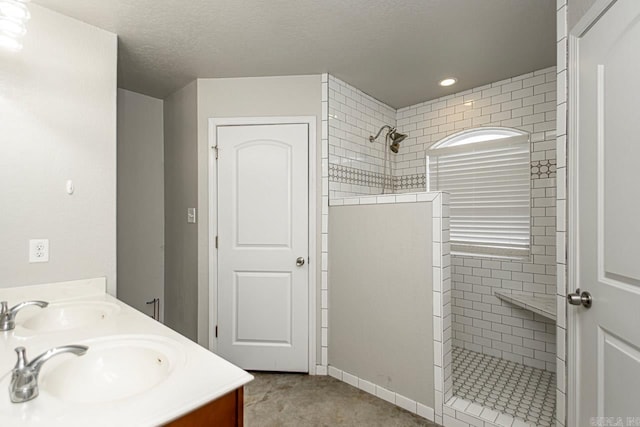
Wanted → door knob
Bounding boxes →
[296,257,305,266]
[567,289,592,308]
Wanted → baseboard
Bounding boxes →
[327,365,436,423]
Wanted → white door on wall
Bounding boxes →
[216,123,309,372]
[572,0,640,424]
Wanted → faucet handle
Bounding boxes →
[14,347,27,370]
[1,301,8,316]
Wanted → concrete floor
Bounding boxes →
[244,372,439,427]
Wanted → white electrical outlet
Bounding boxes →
[29,239,49,263]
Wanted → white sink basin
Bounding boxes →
[40,335,184,403]
[21,301,120,332]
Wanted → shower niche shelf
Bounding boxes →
[494,290,556,321]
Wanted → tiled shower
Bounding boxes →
[328,67,559,426]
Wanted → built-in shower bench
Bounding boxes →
[494,290,556,321]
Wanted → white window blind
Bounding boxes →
[427,129,531,257]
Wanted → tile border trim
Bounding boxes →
[318,72,329,374]
[330,190,440,207]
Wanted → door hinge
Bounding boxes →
[213,145,219,159]
[215,235,218,249]
[215,325,218,338]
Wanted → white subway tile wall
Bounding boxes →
[394,67,558,373]
[395,66,558,183]
[327,60,568,425]
[327,75,397,199]
[328,67,558,372]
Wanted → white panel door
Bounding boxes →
[574,1,640,424]
[217,123,309,372]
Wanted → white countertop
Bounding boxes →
[0,278,253,427]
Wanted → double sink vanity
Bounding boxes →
[0,278,253,426]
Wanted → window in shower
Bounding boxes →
[427,127,530,258]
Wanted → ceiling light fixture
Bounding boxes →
[439,78,457,87]
[0,0,30,52]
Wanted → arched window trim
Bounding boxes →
[429,126,528,151]
[427,127,531,259]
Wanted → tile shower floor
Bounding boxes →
[453,347,556,427]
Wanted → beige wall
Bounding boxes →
[117,89,165,320]
[163,81,198,340]
[329,202,434,406]
[196,75,323,349]
[0,5,117,294]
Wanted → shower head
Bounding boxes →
[389,129,407,153]
[369,125,408,153]
[389,129,407,144]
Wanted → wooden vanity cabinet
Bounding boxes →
[164,387,243,427]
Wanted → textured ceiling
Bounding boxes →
[33,0,556,108]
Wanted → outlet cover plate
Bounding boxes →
[29,239,49,263]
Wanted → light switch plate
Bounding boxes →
[187,208,197,224]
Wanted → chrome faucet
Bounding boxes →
[0,300,48,331]
[9,345,88,403]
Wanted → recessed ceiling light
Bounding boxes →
[439,78,457,87]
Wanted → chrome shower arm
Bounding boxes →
[369,125,394,142]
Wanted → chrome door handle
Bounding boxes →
[567,289,592,308]
[296,257,305,267]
